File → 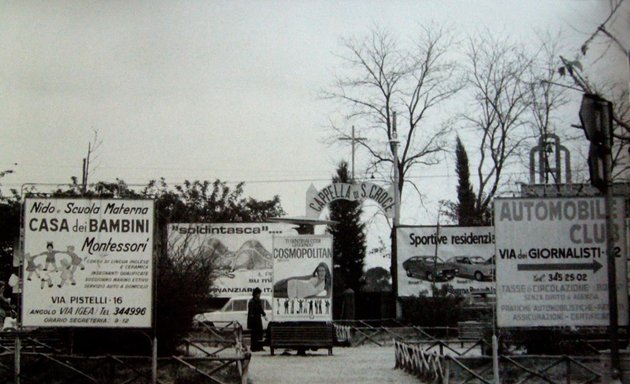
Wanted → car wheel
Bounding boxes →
[426,271,434,281]
[474,271,484,281]
[406,269,412,277]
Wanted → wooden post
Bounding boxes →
[152,336,158,384]
[492,335,500,384]
[14,334,21,384]
[442,356,450,384]
[240,354,250,384]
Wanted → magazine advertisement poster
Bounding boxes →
[272,235,333,321]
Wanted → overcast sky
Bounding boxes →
[1,1,628,268]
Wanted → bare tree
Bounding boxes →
[558,0,630,177]
[527,35,577,185]
[325,25,462,202]
[325,25,462,305]
[529,38,571,138]
[459,33,539,216]
[82,128,103,192]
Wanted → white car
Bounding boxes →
[194,296,273,330]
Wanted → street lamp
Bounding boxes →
[579,93,620,376]
[389,112,401,318]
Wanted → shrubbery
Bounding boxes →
[399,285,465,328]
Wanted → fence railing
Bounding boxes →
[333,320,477,349]
[0,322,251,384]
[394,339,604,384]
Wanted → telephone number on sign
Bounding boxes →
[113,307,147,316]
[547,273,588,282]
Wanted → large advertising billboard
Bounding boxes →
[397,226,496,297]
[494,197,628,328]
[22,198,154,328]
[272,235,333,322]
[167,223,296,297]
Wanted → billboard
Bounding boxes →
[397,226,496,297]
[494,196,628,327]
[272,235,333,321]
[167,223,296,297]
[22,198,154,328]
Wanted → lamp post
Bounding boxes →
[389,112,401,318]
[579,93,620,377]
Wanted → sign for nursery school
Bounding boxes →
[22,198,154,328]
[494,197,628,328]
[305,182,395,218]
[167,223,296,297]
[397,226,496,297]
[272,235,333,322]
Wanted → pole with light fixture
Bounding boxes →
[389,112,401,318]
[579,93,620,379]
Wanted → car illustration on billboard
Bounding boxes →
[444,256,495,281]
[402,256,459,282]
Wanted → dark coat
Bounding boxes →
[247,297,265,330]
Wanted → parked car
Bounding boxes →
[193,296,273,330]
[445,256,495,281]
[402,256,459,282]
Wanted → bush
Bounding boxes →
[399,285,465,327]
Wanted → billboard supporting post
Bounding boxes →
[14,335,21,384]
[603,117,620,376]
[492,334,499,384]
[152,336,158,384]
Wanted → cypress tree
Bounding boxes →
[455,137,478,226]
[327,161,366,293]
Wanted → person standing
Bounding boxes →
[247,287,267,352]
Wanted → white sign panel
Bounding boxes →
[22,198,154,328]
[495,197,628,328]
[397,226,496,297]
[272,235,333,321]
[167,223,296,297]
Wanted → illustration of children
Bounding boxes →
[40,267,53,289]
[35,242,62,272]
[24,253,41,281]
[57,259,75,288]
[65,245,85,273]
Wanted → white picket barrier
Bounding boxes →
[394,339,447,382]
[334,324,353,344]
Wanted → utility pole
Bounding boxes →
[339,126,366,182]
[389,112,401,318]
[579,93,620,378]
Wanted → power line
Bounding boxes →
[0,169,543,189]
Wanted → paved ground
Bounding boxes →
[247,345,423,384]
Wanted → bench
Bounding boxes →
[269,322,334,356]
